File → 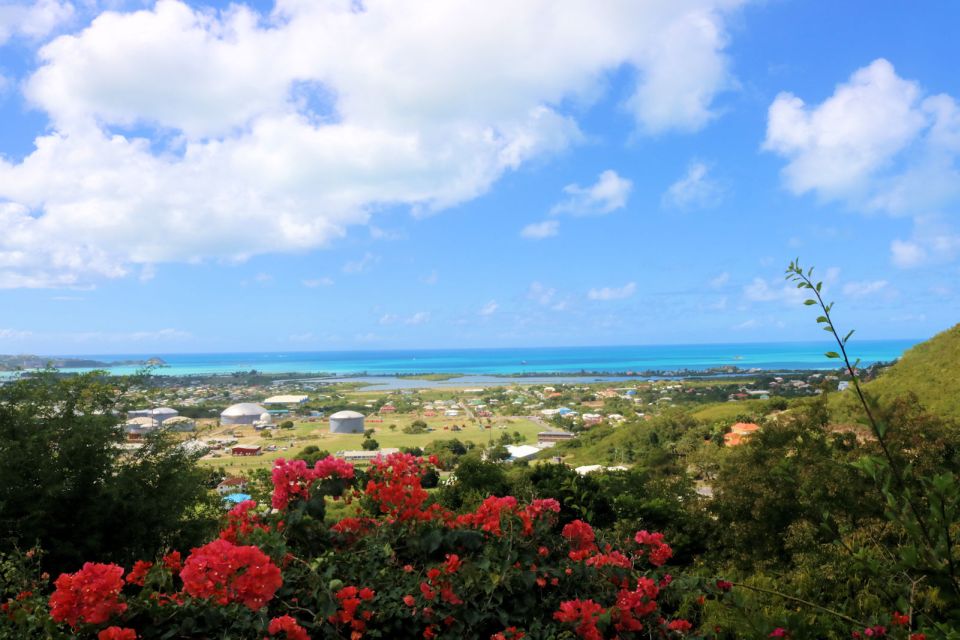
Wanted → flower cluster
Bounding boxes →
[554,598,605,640]
[98,627,137,640]
[268,615,309,640]
[328,585,375,638]
[365,452,446,522]
[562,519,598,561]
[220,499,271,543]
[454,496,561,537]
[48,562,127,628]
[271,456,355,510]
[179,539,282,610]
[633,530,673,567]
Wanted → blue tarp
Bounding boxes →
[224,493,252,504]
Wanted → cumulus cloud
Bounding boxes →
[0,0,74,46]
[765,58,960,268]
[342,252,379,274]
[551,170,633,216]
[302,276,334,287]
[0,0,748,287]
[766,58,960,217]
[841,280,888,298]
[479,300,498,316]
[587,282,636,301]
[709,271,730,288]
[0,327,32,339]
[520,220,560,239]
[662,161,723,209]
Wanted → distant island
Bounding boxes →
[0,354,167,372]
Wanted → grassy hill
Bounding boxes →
[854,323,960,417]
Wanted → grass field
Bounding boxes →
[197,413,545,474]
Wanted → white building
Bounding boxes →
[221,403,269,425]
[330,410,365,434]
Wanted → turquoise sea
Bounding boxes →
[30,340,918,378]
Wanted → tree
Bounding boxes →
[0,372,220,575]
[279,420,294,430]
[361,438,380,451]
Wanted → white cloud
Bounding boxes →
[732,318,757,330]
[662,161,723,209]
[0,0,74,46]
[302,276,333,287]
[527,281,556,306]
[0,0,748,287]
[551,169,633,216]
[0,328,32,339]
[765,58,960,217]
[342,252,379,274]
[520,220,559,239]
[479,300,498,316]
[587,282,636,301]
[841,280,888,298]
[406,311,430,325]
[379,311,430,326]
[890,217,960,268]
[744,268,839,305]
[421,270,438,285]
[709,271,730,288]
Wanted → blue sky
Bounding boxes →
[0,0,958,354]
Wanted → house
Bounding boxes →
[216,477,248,496]
[505,444,542,461]
[335,448,401,463]
[231,445,263,456]
[723,422,761,447]
[537,431,575,444]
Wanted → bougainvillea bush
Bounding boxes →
[0,453,930,639]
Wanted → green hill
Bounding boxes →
[858,323,960,417]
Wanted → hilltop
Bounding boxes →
[856,323,960,417]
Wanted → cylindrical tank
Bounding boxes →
[329,410,365,434]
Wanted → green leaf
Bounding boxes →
[815,281,822,292]
[804,299,816,305]
[816,315,829,323]
[843,329,855,344]
[825,351,840,359]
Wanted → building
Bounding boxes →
[128,407,179,425]
[723,422,761,447]
[329,410,365,434]
[216,477,247,495]
[163,416,196,432]
[263,395,309,406]
[231,445,262,456]
[221,403,269,425]
[335,448,400,462]
[537,431,575,444]
[505,444,542,461]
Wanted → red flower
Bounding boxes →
[268,615,310,640]
[161,551,182,573]
[271,456,355,510]
[715,580,733,591]
[180,539,282,610]
[634,530,673,567]
[491,628,525,640]
[126,560,153,586]
[404,595,416,607]
[769,629,788,638]
[220,500,270,543]
[668,619,693,633]
[554,599,605,640]
[444,553,462,574]
[890,612,910,627]
[49,562,127,628]
[98,627,137,640]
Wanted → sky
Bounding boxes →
[0,0,958,355]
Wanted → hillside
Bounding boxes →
[858,323,960,417]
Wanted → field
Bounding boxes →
[196,412,545,474]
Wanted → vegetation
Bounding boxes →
[1,260,958,638]
[0,372,220,577]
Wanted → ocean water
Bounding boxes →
[32,340,918,378]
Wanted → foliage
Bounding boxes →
[0,372,219,576]
[2,452,731,640]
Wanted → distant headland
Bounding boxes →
[0,354,167,372]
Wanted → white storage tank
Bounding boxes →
[221,403,269,425]
[329,410,365,434]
